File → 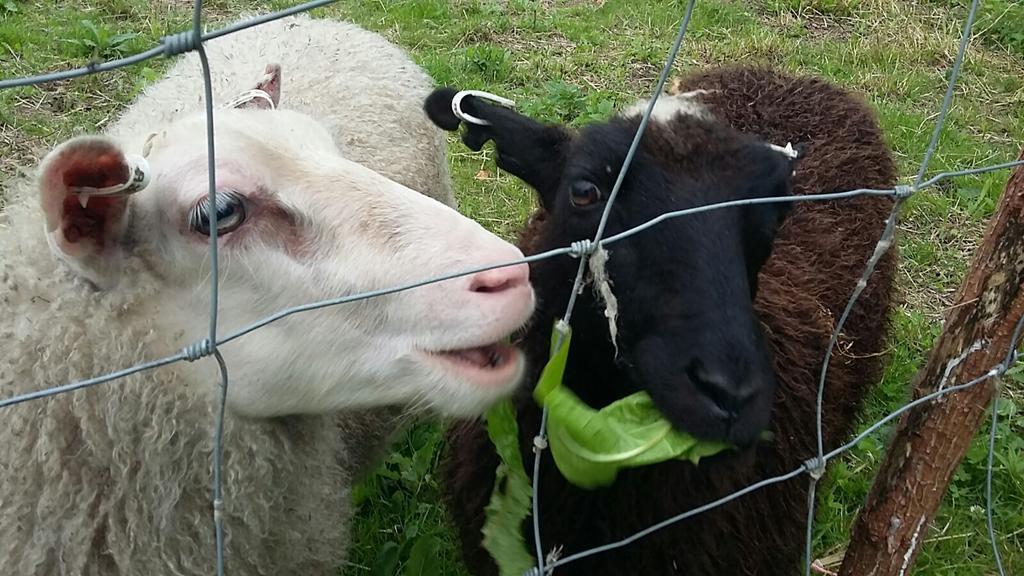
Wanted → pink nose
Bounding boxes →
[468,262,531,294]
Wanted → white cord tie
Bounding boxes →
[451,89,516,126]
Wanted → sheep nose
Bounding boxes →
[688,361,755,419]
[468,262,530,294]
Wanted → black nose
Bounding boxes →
[687,359,754,423]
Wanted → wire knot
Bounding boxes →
[533,435,549,453]
[182,338,215,362]
[993,361,1010,378]
[212,497,224,522]
[569,240,595,258]
[162,31,200,57]
[894,184,914,199]
[803,456,827,480]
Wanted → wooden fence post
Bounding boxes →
[839,149,1024,576]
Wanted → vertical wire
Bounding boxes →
[190,0,227,573]
[804,0,981,572]
[985,392,1006,576]
[530,1,699,572]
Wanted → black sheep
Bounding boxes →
[424,66,898,576]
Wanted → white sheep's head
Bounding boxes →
[35,66,536,419]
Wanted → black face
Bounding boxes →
[425,89,797,446]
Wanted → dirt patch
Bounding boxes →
[490,28,576,55]
[0,126,45,184]
[756,2,856,43]
[626,58,660,87]
[539,0,607,9]
[898,210,985,320]
[802,13,855,42]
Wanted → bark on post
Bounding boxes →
[838,149,1024,576]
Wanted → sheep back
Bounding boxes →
[107,12,455,208]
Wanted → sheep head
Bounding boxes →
[425,88,800,446]
[31,70,539,420]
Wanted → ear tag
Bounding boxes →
[67,154,151,209]
[451,89,516,126]
[223,88,277,110]
[767,141,799,160]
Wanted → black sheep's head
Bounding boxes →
[424,89,800,447]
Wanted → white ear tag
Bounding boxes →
[767,142,799,159]
[223,88,277,110]
[451,89,516,126]
[68,153,152,208]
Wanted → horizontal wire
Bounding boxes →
[3,156,1023,409]
[0,0,343,90]
[546,355,1016,572]
[0,353,189,409]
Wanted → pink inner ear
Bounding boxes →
[61,196,124,246]
[43,141,132,251]
[62,149,130,189]
[257,63,282,105]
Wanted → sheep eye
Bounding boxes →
[569,181,603,208]
[189,190,247,236]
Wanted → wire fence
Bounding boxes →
[1,0,1022,575]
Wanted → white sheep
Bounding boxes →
[0,12,535,575]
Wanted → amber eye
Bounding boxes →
[189,189,247,236]
[569,180,603,207]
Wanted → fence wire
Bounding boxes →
[1,1,1022,576]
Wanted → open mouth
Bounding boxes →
[425,342,521,386]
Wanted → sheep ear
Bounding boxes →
[424,88,571,209]
[739,143,798,295]
[234,63,281,110]
[38,136,147,290]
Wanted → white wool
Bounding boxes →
[622,89,716,123]
[588,244,620,355]
[0,12,535,576]
[107,12,455,208]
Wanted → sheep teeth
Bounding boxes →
[78,195,89,209]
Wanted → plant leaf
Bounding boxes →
[109,32,138,45]
[404,534,441,576]
[481,398,536,576]
[370,541,401,576]
[533,323,733,489]
[79,19,99,39]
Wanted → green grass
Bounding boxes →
[2,0,1023,574]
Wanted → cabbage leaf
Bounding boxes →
[533,323,733,490]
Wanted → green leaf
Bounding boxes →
[404,535,441,576]
[533,323,734,490]
[79,19,99,39]
[370,541,401,576]
[109,32,138,46]
[480,321,735,572]
[480,397,536,576]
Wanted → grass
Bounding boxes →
[1,0,1023,574]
